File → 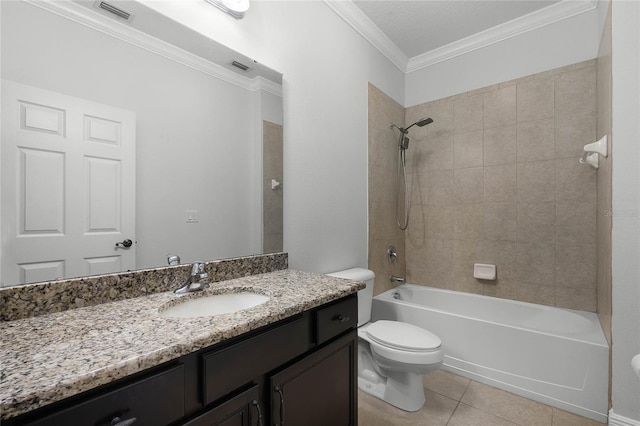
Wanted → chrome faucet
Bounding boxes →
[174,261,209,294]
[390,275,405,283]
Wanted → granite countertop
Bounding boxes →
[0,269,364,420]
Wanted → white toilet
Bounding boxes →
[328,268,443,412]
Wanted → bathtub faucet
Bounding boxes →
[390,275,405,283]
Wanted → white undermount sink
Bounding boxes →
[160,292,270,318]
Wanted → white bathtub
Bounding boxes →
[371,284,609,422]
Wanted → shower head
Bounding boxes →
[390,117,434,151]
[416,117,434,127]
[391,117,434,134]
[405,117,433,132]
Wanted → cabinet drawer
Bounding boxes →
[25,365,185,426]
[316,295,358,345]
[202,316,310,405]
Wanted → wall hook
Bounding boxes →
[580,152,599,168]
[584,135,608,157]
[579,135,607,169]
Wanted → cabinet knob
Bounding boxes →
[111,416,137,426]
[335,315,350,323]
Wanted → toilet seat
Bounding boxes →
[359,320,444,366]
[366,320,441,352]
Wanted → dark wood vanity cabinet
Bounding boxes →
[188,332,356,426]
[8,294,358,426]
[191,294,357,426]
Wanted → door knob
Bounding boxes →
[115,239,133,248]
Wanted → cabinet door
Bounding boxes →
[181,385,264,426]
[270,332,357,426]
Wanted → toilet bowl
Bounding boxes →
[327,268,443,412]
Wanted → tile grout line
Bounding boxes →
[445,400,463,426]
[445,377,472,425]
[459,379,529,426]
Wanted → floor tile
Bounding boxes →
[358,372,604,426]
[423,369,471,401]
[461,381,553,426]
[448,403,519,426]
[552,408,606,425]
[358,406,391,426]
[358,389,457,425]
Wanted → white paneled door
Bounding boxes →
[1,81,136,286]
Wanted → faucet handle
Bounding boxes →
[191,261,206,275]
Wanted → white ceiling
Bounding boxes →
[352,0,559,58]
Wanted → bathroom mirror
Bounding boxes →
[0,0,283,287]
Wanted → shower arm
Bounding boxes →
[390,123,408,134]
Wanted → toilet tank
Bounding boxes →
[326,268,375,326]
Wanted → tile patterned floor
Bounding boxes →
[358,370,606,426]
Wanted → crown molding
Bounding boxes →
[323,0,409,72]
[22,0,280,93]
[251,76,283,97]
[406,0,598,73]
[325,0,598,74]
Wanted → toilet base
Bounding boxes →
[358,345,427,412]
[356,323,442,412]
[358,370,426,412]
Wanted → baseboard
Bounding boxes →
[609,410,640,426]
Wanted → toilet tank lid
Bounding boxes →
[326,268,375,281]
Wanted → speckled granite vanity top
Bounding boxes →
[0,269,364,420]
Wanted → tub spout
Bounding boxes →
[390,275,405,283]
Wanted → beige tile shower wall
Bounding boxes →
[404,60,598,311]
[368,84,406,295]
[596,2,612,345]
[263,121,283,253]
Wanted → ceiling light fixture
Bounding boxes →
[205,0,250,19]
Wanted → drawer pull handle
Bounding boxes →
[274,386,285,425]
[251,399,263,426]
[335,315,350,323]
[111,416,137,426]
